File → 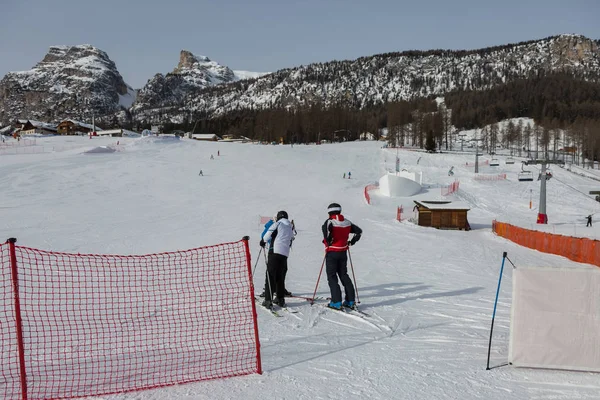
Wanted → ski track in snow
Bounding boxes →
[2,136,600,399]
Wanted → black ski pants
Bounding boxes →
[325,251,355,304]
[264,253,288,302]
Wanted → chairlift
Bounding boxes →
[489,158,500,166]
[518,162,533,181]
[506,157,515,165]
[518,171,534,181]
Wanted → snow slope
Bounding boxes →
[1,137,600,399]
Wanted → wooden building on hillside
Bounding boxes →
[57,119,103,135]
[16,120,58,135]
[413,200,471,230]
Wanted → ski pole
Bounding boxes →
[486,252,507,370]
[347,247,360,304]
[311,254,327,305]
[264,251,275,308]
[251,246,264,278]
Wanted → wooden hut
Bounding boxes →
[413,200,471,230]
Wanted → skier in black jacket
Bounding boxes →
[322,203,362,310]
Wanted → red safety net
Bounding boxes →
[441,180,460,196]
[1,243,21,399]
[259,215,272,225]
[396,206,403,222]
[364,183,379,205]
[473,173,507,181]
[1,239,261,400]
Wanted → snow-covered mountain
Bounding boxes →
[0,45,136,124]
[1,34,599,126]
[165,34,598,122]
[131,51,269,120]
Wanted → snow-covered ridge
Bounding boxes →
[172,34,599,121]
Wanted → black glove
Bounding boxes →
[259,239,266,248]
[349,235,361,246]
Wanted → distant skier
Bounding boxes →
[587,215,593,227]
[210,155,214,160]
[218,150,220,156]
[343,173,346,179]
[198,170,203,176]
[260,211,295,308]
[322,203,362,310]
[348,171,351,179]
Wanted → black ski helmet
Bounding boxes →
[276,210,288,221]
[327,203,342,215]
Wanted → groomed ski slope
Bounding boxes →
[1,136,600,399]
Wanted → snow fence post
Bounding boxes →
[7,238,28,399]
[486,251,507,370]
[242,236,263,375]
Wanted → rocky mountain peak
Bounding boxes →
[131,50,244,117]
[0,44,135,124]
[551,34,599,64]
[177,50,211,70]
[172,50,235,82]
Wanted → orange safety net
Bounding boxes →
[492,220,600,267]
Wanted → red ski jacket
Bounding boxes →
[322,214,362,252]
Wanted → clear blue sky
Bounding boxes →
[1,0,598,89]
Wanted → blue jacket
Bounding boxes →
[262,220,274,250]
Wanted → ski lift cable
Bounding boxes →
[527,165,600,215]
[548,174,600,215]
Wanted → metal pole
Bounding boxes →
[475,132,479,174]
[311,254,327,304]
[7,238,28,399]
[487,252,507,370]
[251,246,263,278]
[529,189,532,210]
[347,248,360,304]
[537,163,548,223]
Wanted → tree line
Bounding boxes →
[107,72,600,162]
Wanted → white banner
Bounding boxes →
[509,266,600,372]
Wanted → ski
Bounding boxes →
[288,295,326,303]
[344,305,370,317]
[254,298,282,317]
[323,297,370,316]
[322,305,368,321]
[254,297,300,315]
